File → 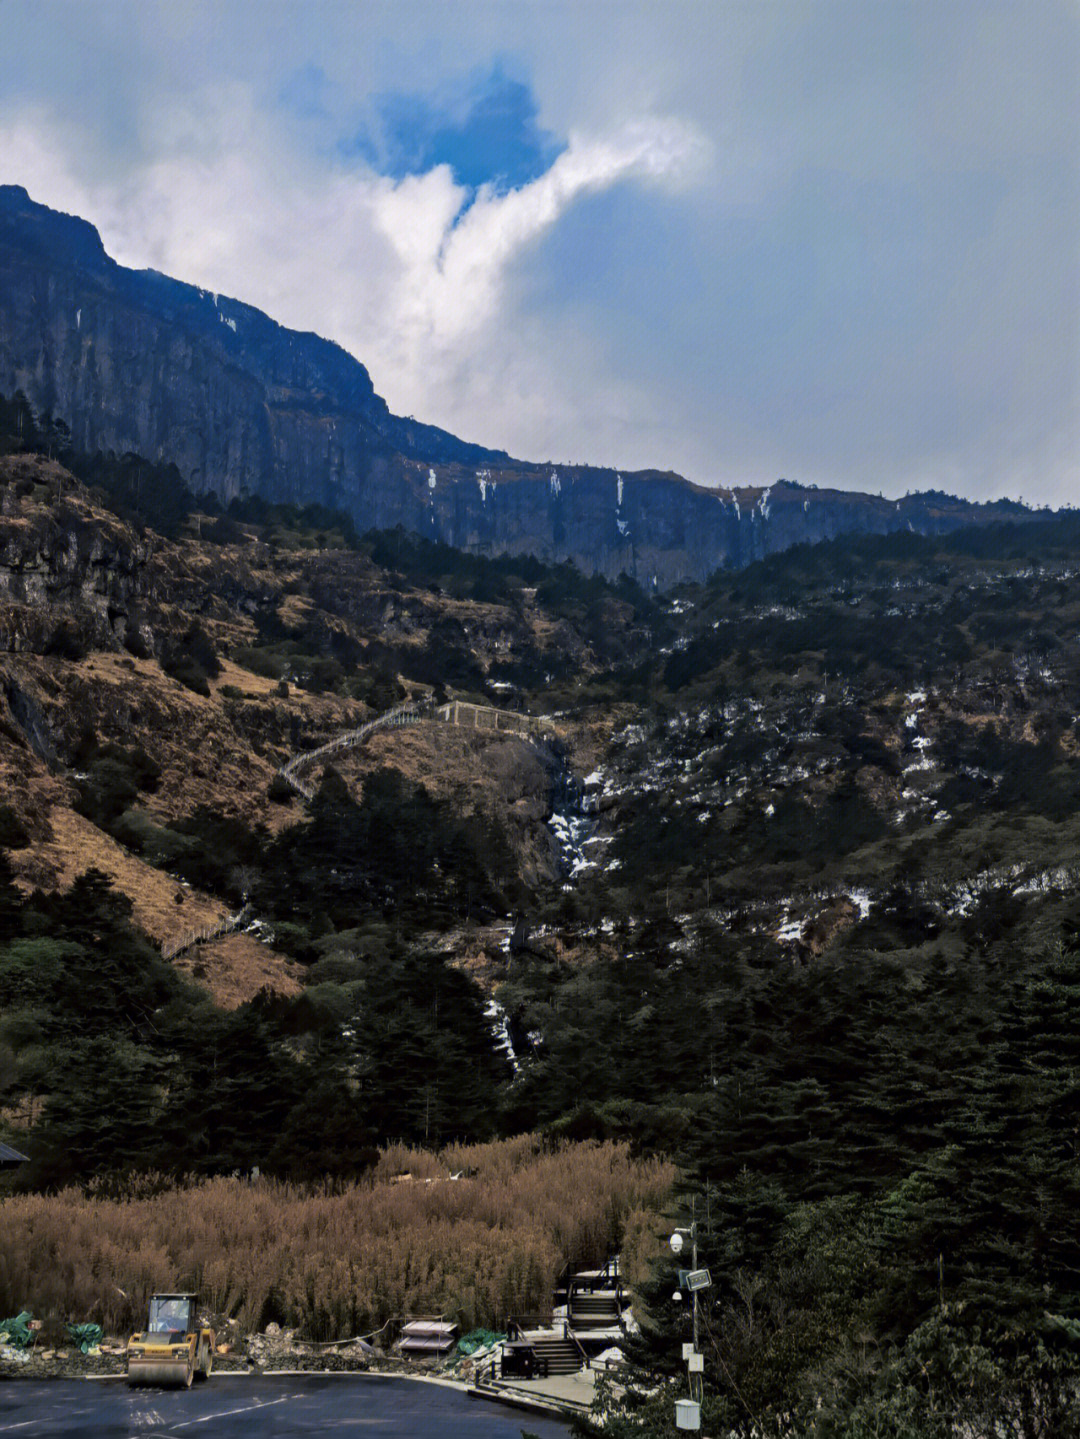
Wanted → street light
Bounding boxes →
[669,1216,700,1354]
[669,1198,709,1429]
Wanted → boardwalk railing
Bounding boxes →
[278,698,554,800]
[433,701,551,738]
[278,700,430,799]
[161,903,253,961]
[160,700,556,965]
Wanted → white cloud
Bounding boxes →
[0,97,705,464]
[370,117,706,357]
[0,0,1075,504]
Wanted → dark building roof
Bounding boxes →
[0,1141,29,1165]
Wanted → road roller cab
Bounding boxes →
[126,1293,214,1387]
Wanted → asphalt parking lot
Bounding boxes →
[0,1374,574,1437]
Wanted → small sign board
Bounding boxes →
[685,1268,712,1292]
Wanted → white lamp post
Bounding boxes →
[669,1210,700,1355]
[669,1198,708,1428]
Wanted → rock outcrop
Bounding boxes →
[0,186,1038,585]
[0,455,149,653]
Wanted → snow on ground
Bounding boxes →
[776,912,804,944]
[484,996,519,1072]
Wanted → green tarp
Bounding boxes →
[0,1311,35,1349]
[454,1328,506,1359]
[67,1322,103,1354]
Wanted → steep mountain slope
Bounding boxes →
[0,186,1042,585]
[0,446,641,982]
[4,433,1080,1427]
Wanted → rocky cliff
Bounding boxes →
[0,454,150,654]
[0,186,1037,585]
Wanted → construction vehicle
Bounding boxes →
[126,1293,214,1387]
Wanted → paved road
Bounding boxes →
[0,1375,574,1437]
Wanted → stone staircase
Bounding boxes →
[520,1332,585,1376]
[568,1287,623,1335]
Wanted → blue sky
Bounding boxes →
[341,62,565,191]
[0,1,1076,504]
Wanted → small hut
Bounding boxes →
[398,1318,458,1358]
[0,1141,28,1171]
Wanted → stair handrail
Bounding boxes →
[278,694,553,801]
[160,902,254,961]
[504,1311,554,1337]
[472,1350,499,1387]
[279,698,429,797]
[565,1323,590,1371]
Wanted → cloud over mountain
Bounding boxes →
[0,1,1075,501]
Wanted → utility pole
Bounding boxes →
[670,1197,707,1429]
[691,1196,699,1356]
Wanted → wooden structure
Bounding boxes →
[0,1141,28,1170]
[433,701,551,738]
[398,1317,458,1357]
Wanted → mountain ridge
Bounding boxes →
[0,185,1043,585]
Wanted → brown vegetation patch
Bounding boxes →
[3,648,363,835]
[353,726,543,803]
[438,922,512,991]
[800,897,860,956]
[0,1137,674,1339]
[173,931,304,1009]
[336,724,560,886]
[8,805,228,943]
[557,705,630,776]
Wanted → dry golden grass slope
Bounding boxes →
[0,660,316,1002]
[171,931,304,1009]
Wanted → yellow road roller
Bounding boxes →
[126,1293,215,1387]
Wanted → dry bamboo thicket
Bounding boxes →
[0,1137,673,1339]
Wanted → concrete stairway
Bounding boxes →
[518,1333,584,1376]
[568,1288,623,1334]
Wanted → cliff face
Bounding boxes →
[0,455,150,654]
[0,186,1035,585]
[0,186,498,497]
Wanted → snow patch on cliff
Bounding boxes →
[485,997,519,1072]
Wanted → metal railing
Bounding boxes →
[161,903,253,961]
[162,695,554,966]
[278,699,429,799]
[278,696,556,800]
[505,1313,555,1340]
